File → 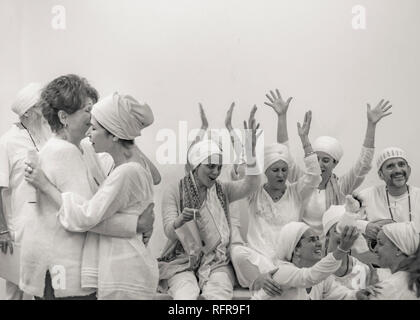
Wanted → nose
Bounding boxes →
[86,127,92,137]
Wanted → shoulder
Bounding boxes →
[0,125,24,146]
[110,162,151,183]
[357,185,383,199]
[41,137,80,157]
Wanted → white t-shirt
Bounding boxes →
[0,124,39,241]
[356,185,420,233]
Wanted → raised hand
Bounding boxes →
[199,103,209,130]
[297,110,312,139]
[339,226,359,251]
[244,105,261,159]
[225,102,235,131]
[264,89,293,116]
[367,99,392,125]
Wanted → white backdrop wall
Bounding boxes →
[1,0,419,258]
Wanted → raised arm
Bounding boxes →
[294,111,322,199]
[225,102,244,171]
[272,227,359,288]
[186,104,209,173]
[225,106,262,203]
[264,89,293,144]
[339,99,392,194]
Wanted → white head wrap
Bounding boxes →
[264,143,290,173]
[322,205,345,237]
[376,147,408,170]
[383,222,419,256]
[275,222,310,262]
[11,83,43,117]
[313,136,343,162]
[91,92,154,140]
[187,139,222,170]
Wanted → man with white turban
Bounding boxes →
[356,222,420,300]
[251,221,359,300]
[264,89,392,236]
[355,147,420,240]
[0,83,50,300]
[230,111,322,292]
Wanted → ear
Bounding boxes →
[57,110,68,127]
[378,169,385,181]
[406,165,411,180]
[395,247,403,257]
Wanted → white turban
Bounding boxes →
[376,147,408,170]
[91,92,154,140]
[322,205,345,236]
[187,140,222,170]
[313,136,343,162]
[275,222,310,262]
[11,83,43,117]
[264,143,290,173]
[383,222,419,256]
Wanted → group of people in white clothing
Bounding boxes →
[0,77,419,300]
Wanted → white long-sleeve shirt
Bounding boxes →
[252,253,346,300]
[286,141,374,235]
[246,153,321,263]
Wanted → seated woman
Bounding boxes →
[252,221,359,300]
[231,111,322,291]
[356,222,420,300]
[25,92,159,299]
[158,108,261,300]
[265,89,392,237]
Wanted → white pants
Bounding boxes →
[231,245,276,288]
[167,269,235,300]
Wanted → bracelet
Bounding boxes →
[304,151,316,158]
[337,246,350,254]
[0,230,10,235]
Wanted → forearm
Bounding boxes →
[277,115,288,144]
[273,254,341,288]
[0,193,8,231]
[227,173,261,203]
[89,214,138,238]
[228,128,243,163]
[300,135,314,156]
[39,181,62,209]
[363,121,376,148]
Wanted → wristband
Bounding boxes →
[0,230,10,235]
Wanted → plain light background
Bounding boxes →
[1,0,419,298]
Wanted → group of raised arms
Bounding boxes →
[0,74,419,300]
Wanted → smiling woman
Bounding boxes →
[158,108,261,300]
[252,221,359,300]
